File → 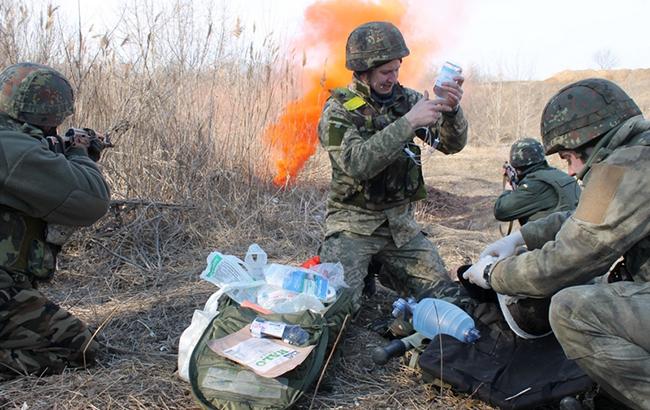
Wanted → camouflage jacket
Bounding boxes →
[318,77,468,247]
[0,114,110,279]
[491,116,650,297]
[494,163,581,225]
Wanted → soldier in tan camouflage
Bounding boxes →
[465,78,649,409]
[0,63,110,378]
[317,21,470,313]
[495,137,581,226]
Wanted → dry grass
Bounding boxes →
[0,1,646,408]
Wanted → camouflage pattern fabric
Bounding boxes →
[0,63,109,378]
[0,269,96,378]
[318,75,467,308]
[550,282,650,410]
[318,77,467,247]
[541,78,641,155]
[490,116,650,407]
[0,62,74,128]
[509,137,545,168]
[345,21,410,72]
[319,226,474,311]
[494,163,581,225]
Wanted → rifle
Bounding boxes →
[502,161,518,190]
[46,123,127,162]
[500,161,519,236]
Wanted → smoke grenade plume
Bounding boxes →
[264,0,459,186]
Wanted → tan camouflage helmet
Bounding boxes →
[541,78,641,155]
[509,137,545,168]
[0,62,74,128]
[345,21,410,72]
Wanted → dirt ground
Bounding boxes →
[0,145,521,409]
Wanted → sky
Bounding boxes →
[54,0,650,80]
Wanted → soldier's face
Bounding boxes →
[364,59,401,95]
[558,150,584,177]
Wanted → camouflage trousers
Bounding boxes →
[549,281,650,410]
[0,269,96,378]
[319,226,473,312]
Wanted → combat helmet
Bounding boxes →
[509,137,545,168]
[541,78,641,155]
[0,62,74,128]
[345,21,410,72]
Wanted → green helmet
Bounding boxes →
[541,78,641,155]
[509,137,545,168]
[0,62,74,128]
[345,21,410,72]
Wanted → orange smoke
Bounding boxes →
[264,0,458,186]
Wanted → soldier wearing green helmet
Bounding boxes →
[317,21,471,316]
[464,78,650,409]
[494,137,581,226]
[0,62,110,378]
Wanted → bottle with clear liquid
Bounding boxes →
[392,297,480,343]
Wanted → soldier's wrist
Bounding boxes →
[483,263,493,288]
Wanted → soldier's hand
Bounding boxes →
[65,128,109,162]
[463,255,497,289]
[479,231,525,260]
[404,90,454,128]
[434,74,464,109]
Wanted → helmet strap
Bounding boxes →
[576,122,623,180]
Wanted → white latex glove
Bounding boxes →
[463,255,497,289]
[479,231,525,261]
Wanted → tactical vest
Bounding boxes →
[523,168,581,222]
[327,87,426,211]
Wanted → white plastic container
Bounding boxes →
[434,61,462,99]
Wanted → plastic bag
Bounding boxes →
[256,284,326,313]
[310,262,348,291]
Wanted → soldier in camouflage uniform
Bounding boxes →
[0,63,110,378]
[494,137,581,226]
[318,21,469,311]
[465,78,650,409]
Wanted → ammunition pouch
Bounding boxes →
[0,207,57,280]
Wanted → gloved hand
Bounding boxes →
[479,231,524,260]
[463,255,497,289]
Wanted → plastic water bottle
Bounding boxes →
[249,317,310,346]
[263,263,336,302]
[392,297,480,343]
[244,243,267,280]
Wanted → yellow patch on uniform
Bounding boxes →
[574,164,625,224]
[343,96,366,111]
